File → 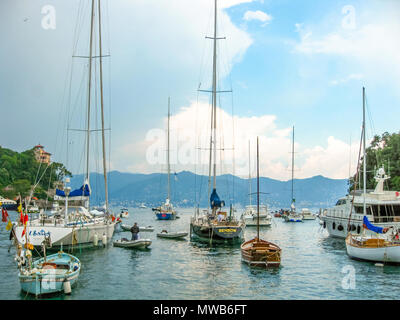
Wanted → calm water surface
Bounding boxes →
[1,207,399,300]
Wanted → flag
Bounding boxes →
[1,207,8,222]
[5,219,12,231]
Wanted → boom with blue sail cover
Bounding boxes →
[210,188,225,209]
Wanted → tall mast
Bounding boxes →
[248,140,251,207]
[291,125,295,213]
[212,0,218,191]
[363,87,366,216]
[85,0,96,209]
[257,136,260,240]
[98,0,109,212]
[167,97,171,202]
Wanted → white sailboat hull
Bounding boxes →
[14,222,116,248]
[346,242,400,263]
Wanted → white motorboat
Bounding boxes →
[113,238,151,249]
[241,205,272,226]
[156,230,188,239]
[121,224,154,232]
[120,208,129,218]
[301,208,316,220]
[320,88,400,239]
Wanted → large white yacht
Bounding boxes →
[320,167,400,239]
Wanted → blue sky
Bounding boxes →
[1,0,399,180]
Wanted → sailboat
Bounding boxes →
[345,87,400,264]
[241,137,281,267]
[189,0,244,244]
[283,126,303,222]
[241,141,272,227]
[155,97,177,220]
[13,0,116,249]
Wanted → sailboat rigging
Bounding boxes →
[155,97,177,220]
[13,0,116,250]
[190,0,243,244]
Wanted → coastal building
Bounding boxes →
[33,144,51,164]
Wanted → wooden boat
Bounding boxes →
[121,224,154,232]
[241,137,281,268]
[241,238,281,267]
[346,232,400,263]
[18,250,81,296]
[157,230,188,239]
[113,238,152,249]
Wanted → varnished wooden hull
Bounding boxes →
[241,238,281,267]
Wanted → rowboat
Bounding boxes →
[113,238,152,249]
[240,137,281,268]
[241,238,281,268]
[121,224,154,232]
[18,251,81,296]
[156,230,188,239]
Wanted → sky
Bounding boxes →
[1,0,399,181]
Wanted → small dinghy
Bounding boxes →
[113,238,152,249]
[156,230,188,239]
[18,250,81,296]
[121,224,154,232]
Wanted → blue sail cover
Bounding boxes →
[363,215,383,234]
[56,184,90,198]
[210,188,225,209]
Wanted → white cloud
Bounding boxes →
[330,73,363,86]
[114,101,359,180]
[243,10,273,25]
[293,13,400,87]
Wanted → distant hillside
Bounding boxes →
[70,170,349,209]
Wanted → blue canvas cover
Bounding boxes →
[363,215,383,234]
[210,188,225,209]
[56,184,90,198]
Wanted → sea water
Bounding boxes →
[1,207,400,300]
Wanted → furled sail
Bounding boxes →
[54,183,91,200]
[210,188,225,209]
[362,216,383,234]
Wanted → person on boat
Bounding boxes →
[130,222,140,241]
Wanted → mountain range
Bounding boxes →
[69,170,349,210]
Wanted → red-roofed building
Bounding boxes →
[33,144,51,164]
